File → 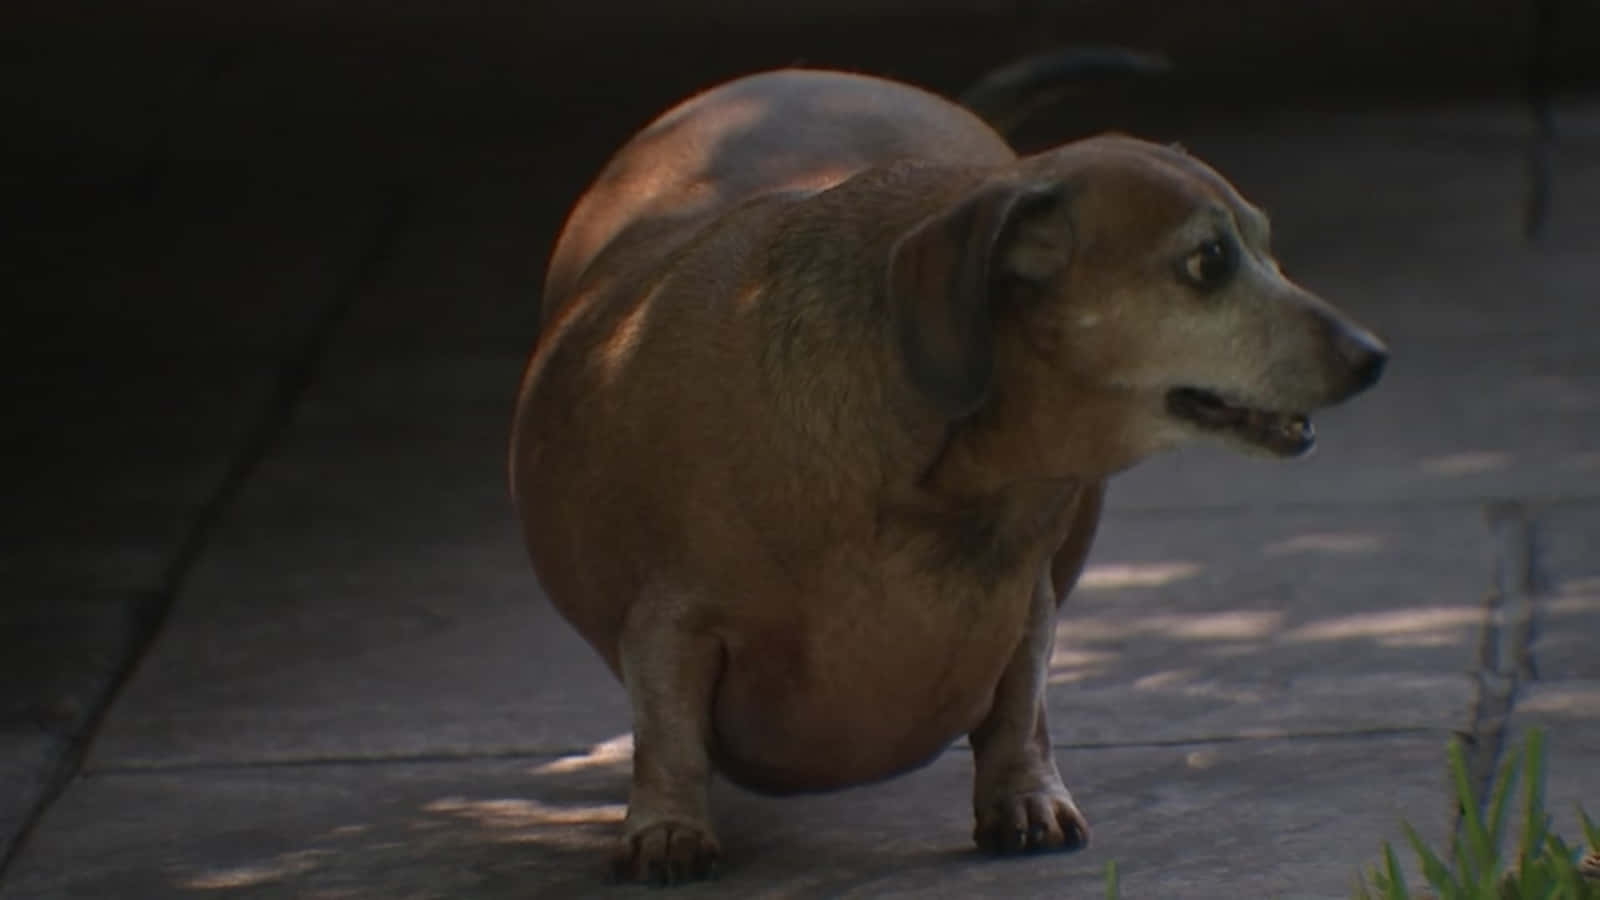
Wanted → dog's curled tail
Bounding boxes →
[959,46,1171,138]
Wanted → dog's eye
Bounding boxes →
[1180,239,1235,290]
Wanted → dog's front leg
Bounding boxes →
[614,596,723,884]
[968,571,1090,854]
[968,482,1102,854]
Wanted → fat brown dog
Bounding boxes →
[511,63,1387,884]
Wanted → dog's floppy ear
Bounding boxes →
[887,179,1072,417]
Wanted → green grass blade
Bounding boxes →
[1520,729,1549,872]
[1104,859,1119,900]
[1448,738,1494,882]
[1361,865,1386,897]
[1547,833,1582,900]
[1485,743,1523,858]
[1579,804,1600,852]
[1382,843,1409,900]
[1403,821,1462,894]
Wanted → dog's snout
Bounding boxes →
[1333,326,1388,393]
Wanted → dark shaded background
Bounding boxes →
[2,0,1597,881]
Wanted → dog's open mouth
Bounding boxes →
[1165,387,1315,457]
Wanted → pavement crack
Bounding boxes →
[1454,501,1544,849]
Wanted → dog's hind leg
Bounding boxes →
[613,594,724,884]
[968,481,1104,854]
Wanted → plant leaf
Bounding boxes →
[1579,805,1600,853]
[1382,843,1409,900]
[1404,821,1462,895]
[1548,833,1583,900]
[1520,729,1549,874]
[1448,738,1495,882]
[1486,743,1523,860]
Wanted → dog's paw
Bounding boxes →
[612,820,722,885]
[973,786,1089,855]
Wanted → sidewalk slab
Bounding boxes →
[1051,505,1491,746]
[1512,501,1600,845]
[76,351,624,769]
[1536,502,1600,682]
[2,165,393,861]
[0,734,1452,900]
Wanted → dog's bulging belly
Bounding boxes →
[705,549,1043,795]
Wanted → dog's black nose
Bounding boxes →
[1335,328,1388,392]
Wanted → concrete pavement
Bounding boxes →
[2,38,1597,900]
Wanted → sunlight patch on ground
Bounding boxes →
[1419,450,1512,476]
[1555,577,1600,602]
[425,797,626,829]
[1376,631,1465,648]
[1045,647,1119,684]
[534,733,634,775]
[1519,683,1600,717]
[1077,561,1203,590]
[1060,609,1282,643]
[1131,669,1265,702]
[1283,606,1480,643]
[177,850,331,890]
[1264,531,1383,556]
[1048,647,1119,668]
[423,796,625,851]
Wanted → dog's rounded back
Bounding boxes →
[541,70,1016,323]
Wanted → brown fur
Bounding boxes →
[511,68,1386,884]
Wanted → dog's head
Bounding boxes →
[888,135,1386,473]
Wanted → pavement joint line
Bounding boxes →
[0,189,415,882]
[1453,500,1544,850]
[1100,493,1600,522]
[75,726,1446,778]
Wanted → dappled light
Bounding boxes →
[533,733,634,775]
[1264,531,1382,556]
[1076,560,1202,590]
[1557,575,1600,599]
[1132,669,1266,703]
[597,288,658,383]
[1518,683,1600,717]
[164,782,634,894]
[424,796,626,832]
[416,795,624,853]
[1045,647,1120,684]
[1419,450,1512,477]
[1282,606,1480,643]
[177,850,331,891]
[1057,609,1281,643]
